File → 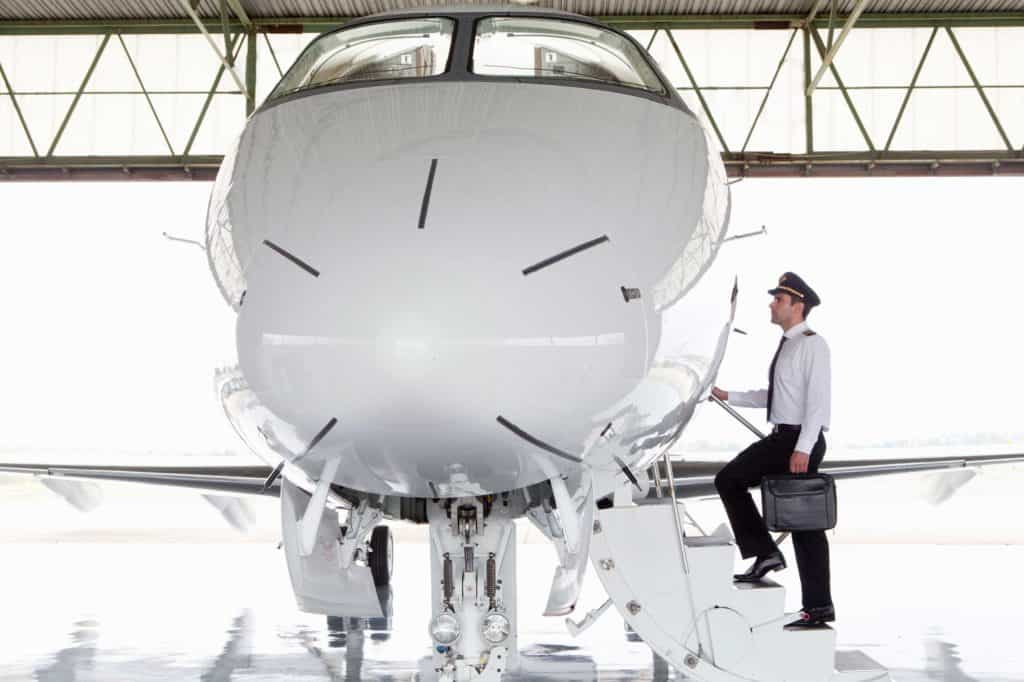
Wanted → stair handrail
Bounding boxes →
[709,395,766,439]
[662,449,706,658]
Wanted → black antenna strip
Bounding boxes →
[496,416,583,463]
[522,235,610,276]
[263,239,320,277]
[418,159,439,229]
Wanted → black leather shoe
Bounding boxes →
[732,551,786,582]
[785,605,835,629]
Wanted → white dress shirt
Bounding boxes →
[727,320,831,454]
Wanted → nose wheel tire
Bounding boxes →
[370,525,394,587]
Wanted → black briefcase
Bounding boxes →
[761,474,837,532]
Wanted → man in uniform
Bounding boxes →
[710,272,833,629]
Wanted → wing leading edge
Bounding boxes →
[0,452,1021,501]
[644,451,1024,500]
[0,463,277,497]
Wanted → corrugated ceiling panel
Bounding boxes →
[1,0,1022,20]
[0,1,221,21]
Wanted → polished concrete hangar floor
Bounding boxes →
[1,538,1023,681]
[2,467,1024,681]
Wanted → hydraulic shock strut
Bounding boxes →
[486,553,497,610]
[442,553,454,608]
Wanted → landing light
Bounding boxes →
[430,612,460,645]
[481,612,511,644]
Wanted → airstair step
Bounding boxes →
[832,649,890,681]
[591,504,891,682]
[731,579,786,626]
[771,625,837,682]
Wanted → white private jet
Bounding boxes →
[3,8,1022,681]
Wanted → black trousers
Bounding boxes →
[714,429,832,610]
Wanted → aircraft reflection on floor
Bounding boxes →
[201,611,253,682]
[924,636,979,682]
[19,614,1010,682]
[28,615,657,682]
[34,619,98,682]
[7,543,1023,681]
[321,587,394,681]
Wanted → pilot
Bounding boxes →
[710,272,833,629]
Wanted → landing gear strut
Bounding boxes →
[426,497,517,681]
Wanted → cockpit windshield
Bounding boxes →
[472,17,665,95]
[267,15,668,103]
[270,18,455,98]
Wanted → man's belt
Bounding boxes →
[772,423,802,433]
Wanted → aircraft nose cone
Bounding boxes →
[238,98,657,426]
[226,81,714,495]
[238,158,648,427]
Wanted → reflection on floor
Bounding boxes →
[33,620,98,682]
[2,542,1023,681]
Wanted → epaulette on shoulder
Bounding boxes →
[803,330,816,336]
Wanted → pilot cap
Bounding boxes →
[768,272,821,307]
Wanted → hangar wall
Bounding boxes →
[0,15,1021,177]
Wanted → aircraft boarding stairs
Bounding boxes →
[589,499,889,682]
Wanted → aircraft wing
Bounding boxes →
[0,462,278,497]
[647,451,1024,500]
[2,452,1022,502]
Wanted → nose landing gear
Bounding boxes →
[426,498,517,681]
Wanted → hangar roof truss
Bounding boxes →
[0,1,1022,179]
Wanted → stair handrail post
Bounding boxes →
[651,460,665,498]
[662,449,706,657]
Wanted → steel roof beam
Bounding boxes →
[808,27,875,152]
[183,32,244,160]
[803,0,830,27]
[884,27,937,152]
[805,0,868,96]
[741,28,798,153]
[225,0,252,28]
[601,13,1024,29]
[945,26,1013,152]
[3,13,1024,35]
[47,34,111,157]
[665,29,730,152]
[1,153,1022,181]
[176,0,248,99]
[0,60,38,157]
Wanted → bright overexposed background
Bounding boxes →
[0,177,1021,453]
[0,176,1021,545]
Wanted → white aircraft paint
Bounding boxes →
[208,52,730,500]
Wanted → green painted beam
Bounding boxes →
[741,28,797,153]
[809,27,875,153]
[0,152,1021,181]
[803,28,813,154]
[0,18,340,35]
[245,27,257,115]
[1,13,1024,35]
[601,12,1024,29]
[0,155,222,181]
[46,34,111,157]
[665,29,730,152]
[118,33,176,155]
[946,26,1014,151]
[884,26,938,152]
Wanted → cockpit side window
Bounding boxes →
[270,18,455,98]
[471,17,666,95]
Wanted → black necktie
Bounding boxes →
[766,336,787,423]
